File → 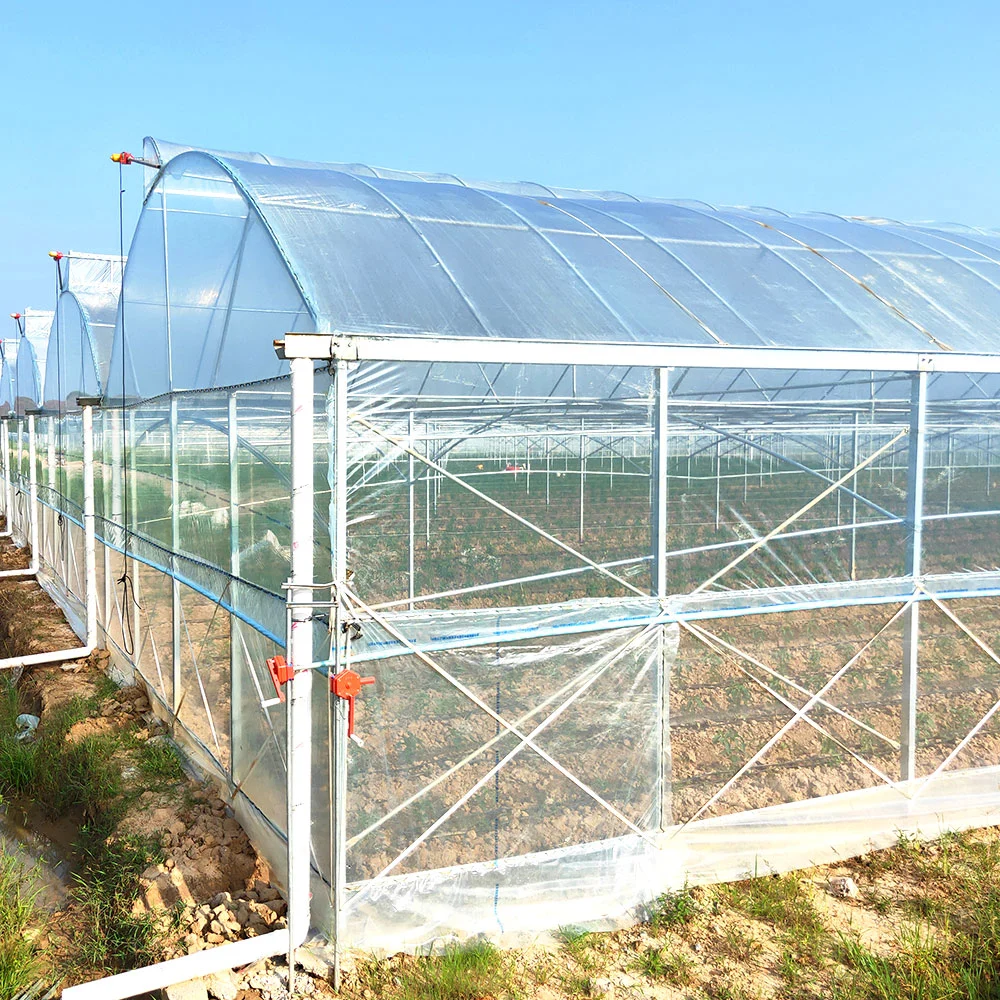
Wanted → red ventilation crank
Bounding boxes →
[266,654,294,702]
[331,669,375,740]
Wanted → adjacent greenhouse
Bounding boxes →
[9,139,1000,985]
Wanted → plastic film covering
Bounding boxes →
[43,253,123,408]
[11,135,1000,953]
[110,137,1000,405]
[0,336,42,414]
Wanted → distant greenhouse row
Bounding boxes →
[3,252,122,415]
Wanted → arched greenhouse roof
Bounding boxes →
[113,137,1000,400]
[44,252,124,409]
[0,335,42,415]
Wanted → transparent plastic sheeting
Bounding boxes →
[338,767,1000,951]
[103,137,1000,400]
[0,337,42,415]
[43,253,124,408]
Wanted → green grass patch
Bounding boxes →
[645,885,699,930]
[136,738,185,784]
[633,944,695,984]
[355,942,519,1000]
[0,850,41,997]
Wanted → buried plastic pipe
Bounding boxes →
[61,929,291,1000]
[0,407,97,669]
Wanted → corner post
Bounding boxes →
[287,355,316,981]
[330,358,349,989]
[901,371,928,782]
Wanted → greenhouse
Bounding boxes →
[8,138,1000,988]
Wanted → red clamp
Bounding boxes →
[266,655,294,701]
[111,151,135,165]
[331,670,375,740]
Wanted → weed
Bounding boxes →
[0,851,40,997]
[646,885,699,929]
[390,942,519,1000]
[720,924,762,963]
[634,945,695,985]
[72,829,165,973]
[136,738,185,784]
[778,948,801,985]
[721,872,824,941]
[557,926,598,971]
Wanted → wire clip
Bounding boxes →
[266,654,294,702]
[330,669,375,743]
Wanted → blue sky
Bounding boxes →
[1,0,997,315]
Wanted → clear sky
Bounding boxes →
[1,0,997,316]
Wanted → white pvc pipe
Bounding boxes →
[0,415,39,577]
[61,929,290,1000]
[0,407,97,669]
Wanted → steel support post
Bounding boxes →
[652,368,672,829]
[110,410,123,639]
[170,397,181,715]
[15,418,23,542]
[901,372,928,782]
[1,418,10,537]
[228,393,240,779]
[46,422,56,568]
[945,429,953,516]
[329,359,349,989]
[27,416,37,563]
[287,356,316,983]
[408,411,415,611]
[129,409,140,667]
[82,404,97,647]
[579,418,585,543]
[850,413,859,581]
[714,436,722,530]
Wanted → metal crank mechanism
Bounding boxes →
[331,670,375,746]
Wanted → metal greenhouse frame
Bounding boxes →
[4,139,1000,995]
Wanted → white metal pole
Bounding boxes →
[945,429,953,516]
[83,404,97,648]
[15,417,23,542]
[229,393,240,774]
[287,355,315,984]
[109,409,122,638]
[45,421,56,567]
[901,372,928,783]
[849,413,859,581]
[170,397,181,714]
[653,368,671,830]
[714,436,722,530]
[330,358,349,991]
[0,417,11,538]
[579,418,585,543]
[27,415,37,567]
[408,411,415,611]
